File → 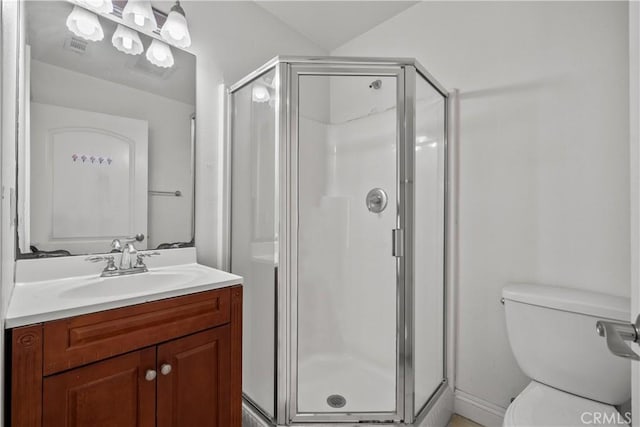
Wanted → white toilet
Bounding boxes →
[502,284,631,427]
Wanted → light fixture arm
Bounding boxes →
[170,1,185,17]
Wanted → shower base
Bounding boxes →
[297,353,396,413]
[242,352,454,426]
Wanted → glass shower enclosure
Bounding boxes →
[228,57,448,425]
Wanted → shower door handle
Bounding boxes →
[392,229,403,257]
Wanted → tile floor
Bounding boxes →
[448,414,484,427]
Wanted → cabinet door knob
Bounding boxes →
[145,369,157,381]
[160,363,172,375]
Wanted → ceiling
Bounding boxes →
[254,1,418,51]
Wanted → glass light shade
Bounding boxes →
[112,24,143,55]
[79,0,113,14]
[252,85,270,103]
[160,6,191,48]
[146,39,174,68]
[122,0,157,32]
[66,6,104,42]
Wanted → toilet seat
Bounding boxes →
[503,382,627,427]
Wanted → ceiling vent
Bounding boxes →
[63,36,88,54]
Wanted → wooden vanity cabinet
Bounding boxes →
[8,285,242,427]
[43,347,157,427]
[157,326,231,427]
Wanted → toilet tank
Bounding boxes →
[502,283,631,405]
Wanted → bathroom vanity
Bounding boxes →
[5,250,243,427]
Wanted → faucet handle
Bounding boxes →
[134,251,160,269]
[125,233,145,243]
[111,239,122,251]
[85,255,118,272]
[104,256,117,272]
[112,234,144,251]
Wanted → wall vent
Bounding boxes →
[64,36,88,54]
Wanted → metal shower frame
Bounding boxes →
[227,56,449,426]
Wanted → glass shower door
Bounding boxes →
[230,68,277,419]
[294,72,401,421]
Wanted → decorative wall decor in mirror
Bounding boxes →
[17,1,196,258]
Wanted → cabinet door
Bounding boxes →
[43,348,156,427]
[157,326,232,427]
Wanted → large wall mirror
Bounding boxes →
[16,1,196,258]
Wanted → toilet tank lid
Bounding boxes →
[502,284,630,321]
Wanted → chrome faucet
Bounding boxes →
[119,242,138,270]
[111,233,144,270]
[85,234,160,277]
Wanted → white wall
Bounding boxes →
[180,0,326,268]
[0,0,21,424]
[30,60,194,249]
[333,2,630,424]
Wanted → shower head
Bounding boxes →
[369,79,382,90]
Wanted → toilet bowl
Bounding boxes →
[503,382,623,427]
[502,284,631,427]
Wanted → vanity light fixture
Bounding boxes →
[78,0,113,14]
[252,85,270,103]
[122,0,157,32]
[66,5,104,42]
[160,1,191,48]
[112,24,143,55]
[146,39,174,68]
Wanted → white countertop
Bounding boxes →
[6,249,243,328]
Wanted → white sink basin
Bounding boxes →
[6,248,244,328]
[60,269,202,298]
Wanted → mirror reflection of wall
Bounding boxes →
[18,1,196,258]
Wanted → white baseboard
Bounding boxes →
[454,390,506,427]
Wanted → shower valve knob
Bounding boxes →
[366,188,388,213]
